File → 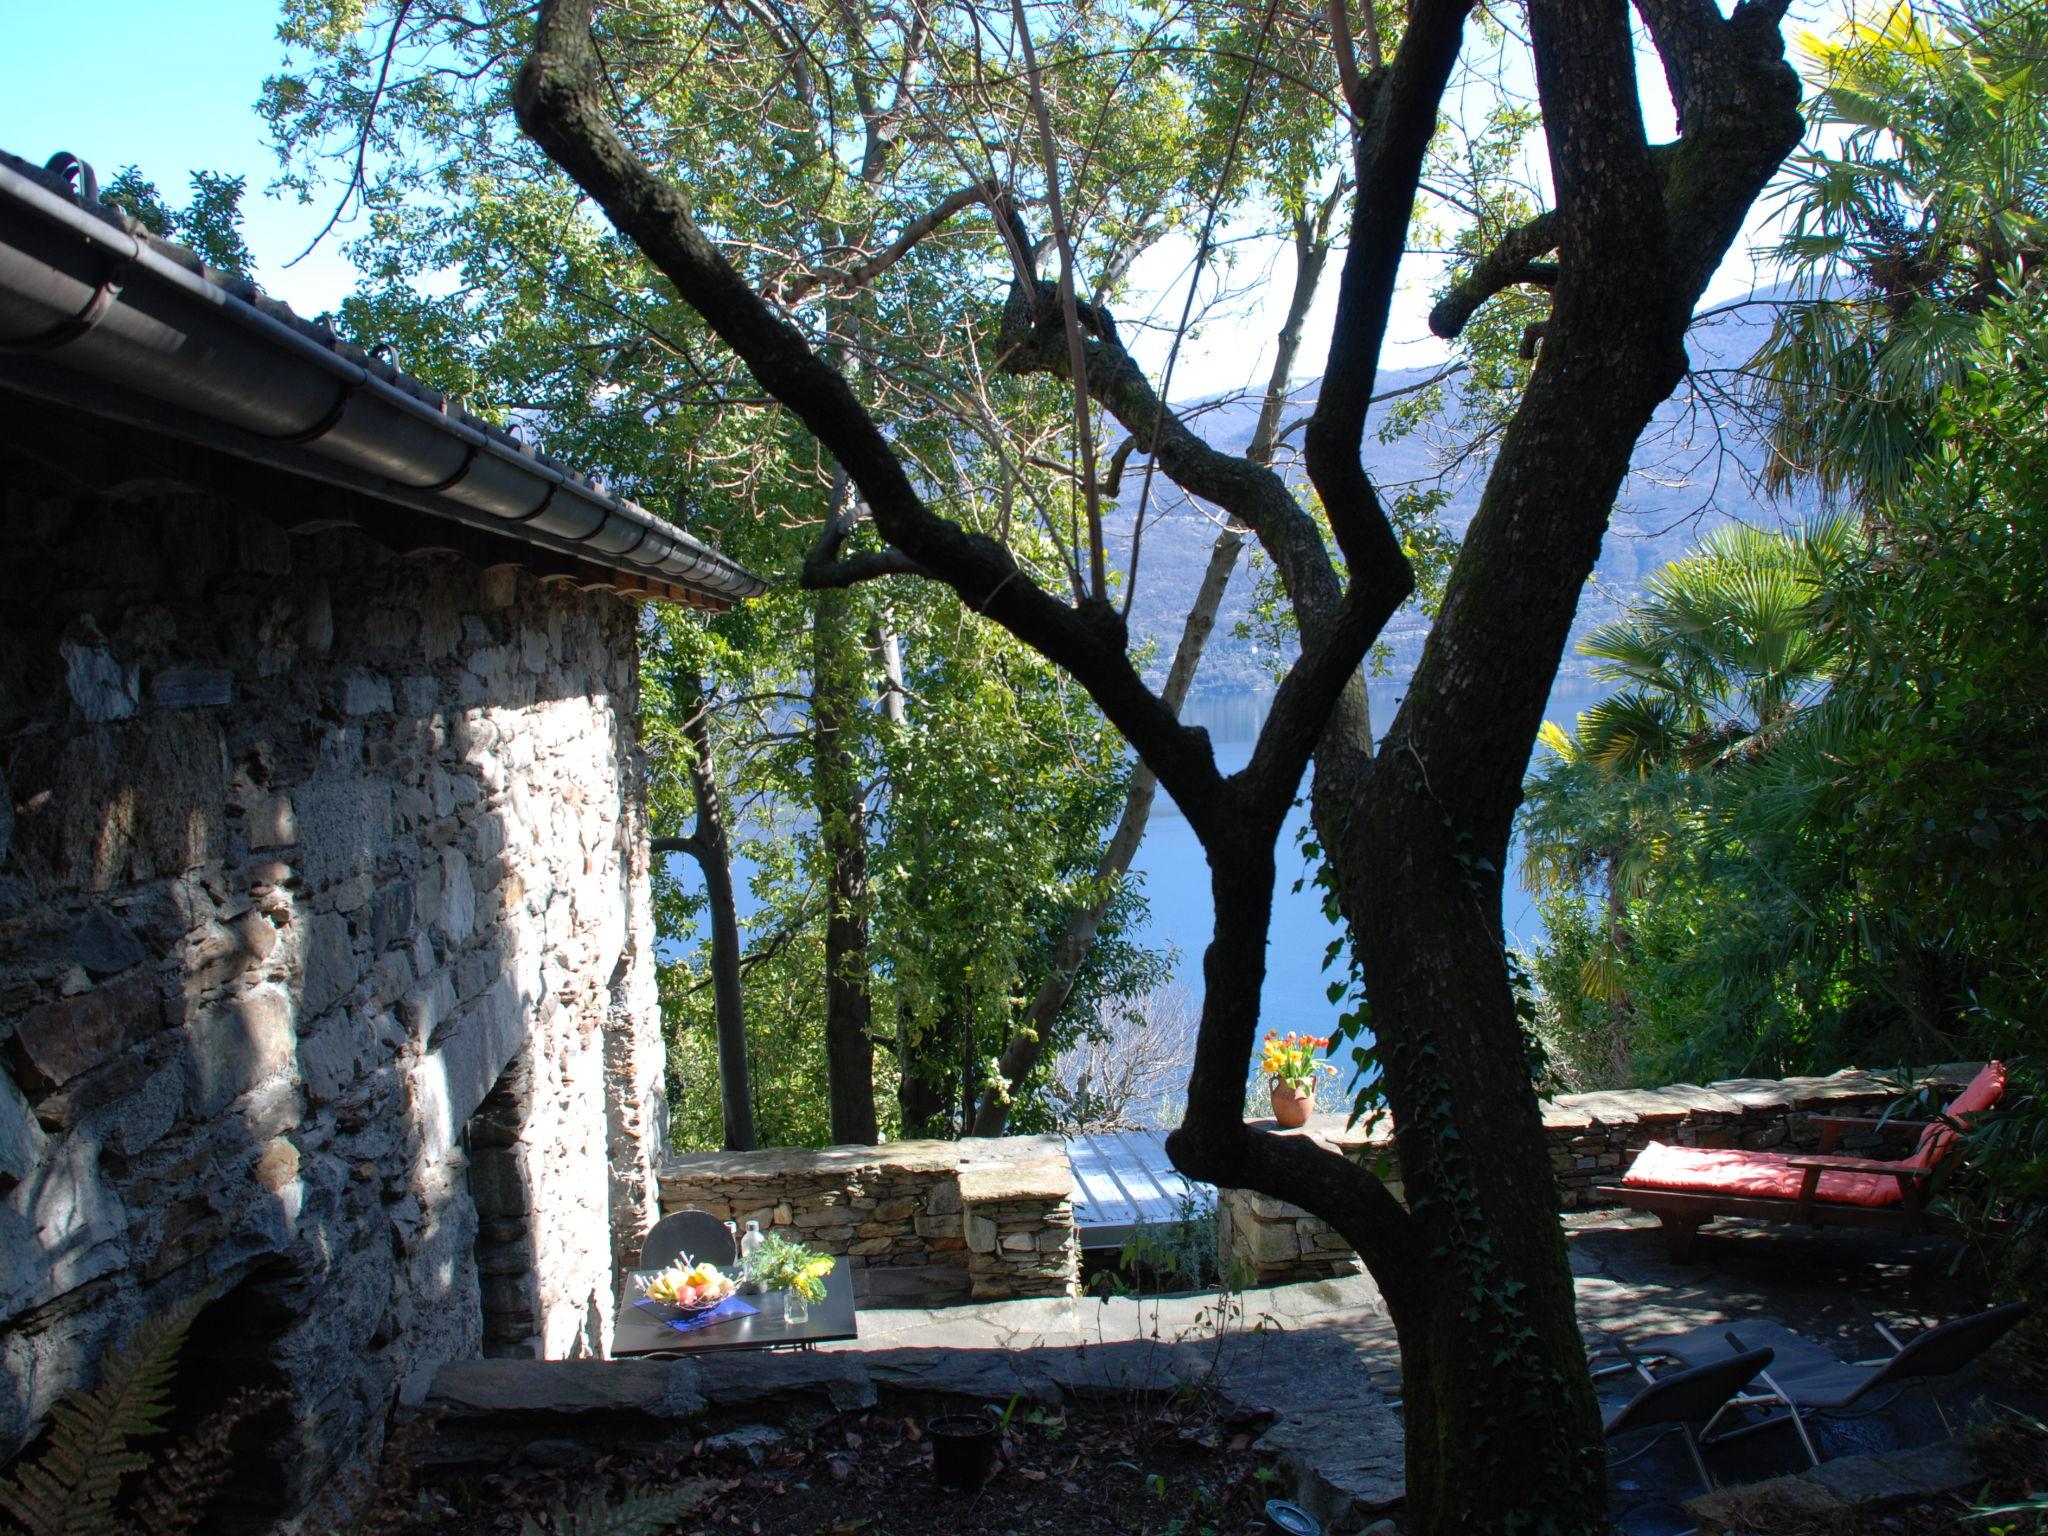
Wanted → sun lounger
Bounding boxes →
[1601,1346,1778,1494]
[1631,1302,2030,1464]
[1603,1062,2007,1259]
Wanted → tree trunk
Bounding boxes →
[813,586,879,1145]
[682,679,758,1152]
[1347,788,1607,1525]
[899,1002,960,1138]
[653,677,757,1152]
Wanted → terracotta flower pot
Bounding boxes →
[1269,1078,1313,1128]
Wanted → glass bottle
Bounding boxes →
[783,1287,810,1325]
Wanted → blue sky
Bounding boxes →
[0,0,1838,398]
[0,0,363,316]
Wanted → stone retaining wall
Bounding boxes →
[1221,1064,1980,1286]
[654,1135,1078,1306]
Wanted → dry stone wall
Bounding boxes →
[1220,1065,1982,1286]
[0,442,666,1523]
[654,1135,1079,1306]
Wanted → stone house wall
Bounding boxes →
[1221,1065,1980,1286]
[0,440,667,1522]
[655,1135,1078,1306]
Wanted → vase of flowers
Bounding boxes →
[742,1231,836,1324]
[1261,1031,1334,1128]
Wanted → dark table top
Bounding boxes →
[612,1272,858,1356]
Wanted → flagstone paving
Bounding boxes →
[421,1208,2032,1532]
[818,1207,2030,1533]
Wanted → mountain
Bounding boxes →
[1103,295,1811,699]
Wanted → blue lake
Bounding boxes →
[665,679,1609,1087]
[1130,684,1607,1042]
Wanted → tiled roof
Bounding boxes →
[0,149,765,609]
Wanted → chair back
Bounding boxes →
[640,1209,737,1271]
[1865,1302,2030,1395]
[1909,1061,2007,1170]
[1603,1348,1775,1440]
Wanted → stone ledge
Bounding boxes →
[1687,1439,1979,1534]
[415,1337,1197,1459]
[658,1137,960,1185]
[426,1359,706,1422]
[956,1135,1073,1204]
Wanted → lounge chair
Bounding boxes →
[1604,1062,2007,1259]
[1630,1302,2030,1464]
[1601,1346,1778,1494]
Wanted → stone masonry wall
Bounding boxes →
[0,441,666,1522]
[655,1135,1079,1306]
[1221,1064,1981,1286]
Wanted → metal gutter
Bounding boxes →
[0,150,766,606]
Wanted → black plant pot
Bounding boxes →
[927,1414,1000,1489]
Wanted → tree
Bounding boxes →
[508,0,1805,1524]
[1517,519,1881,1083]
[269,0,1186,1149]
[99,165,256,277]
[1748,0,2048,501]
[647,668,759,1151]
[1830,292,2048,1048]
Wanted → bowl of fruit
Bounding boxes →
[636,1256,737,1313]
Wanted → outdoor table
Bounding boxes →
[612,1272,858,1356]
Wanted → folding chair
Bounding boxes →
[1635,1301,2030,1464]
[1602,1346,1778,1495]
[638,1208,737,1271]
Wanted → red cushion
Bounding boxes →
[1623,1141,1907,1208]
[1910,1060,2007,1168]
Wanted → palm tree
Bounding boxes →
[1749,0,2048,503]
[1567,514,1861,772]
[1519,516,1861,1069]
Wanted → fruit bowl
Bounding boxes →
[636,1258,737,1312]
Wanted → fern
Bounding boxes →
[0,1291,212,1536]
[132,1388,284,1536]
[519,1482,715,1536]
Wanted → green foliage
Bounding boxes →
[742,1232,836,1303]
[0,1290,276,1536]
[517,1485,711,1536]
[1522,286,2048,1096]
[100,167,255,278]
[1749,0,2048,501]
[1828,295,2048,1036]
[1111,1190,1221,1294]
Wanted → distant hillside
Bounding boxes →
[1106,297,1811,699]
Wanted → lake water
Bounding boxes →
[665,678,1609,1087]
[1130,683,1608,1041]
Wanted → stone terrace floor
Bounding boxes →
[812,1210,2038,1532]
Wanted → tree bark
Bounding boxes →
[686,680,758,1152]
[813,585,878,1145]
[652,677,757,1151]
